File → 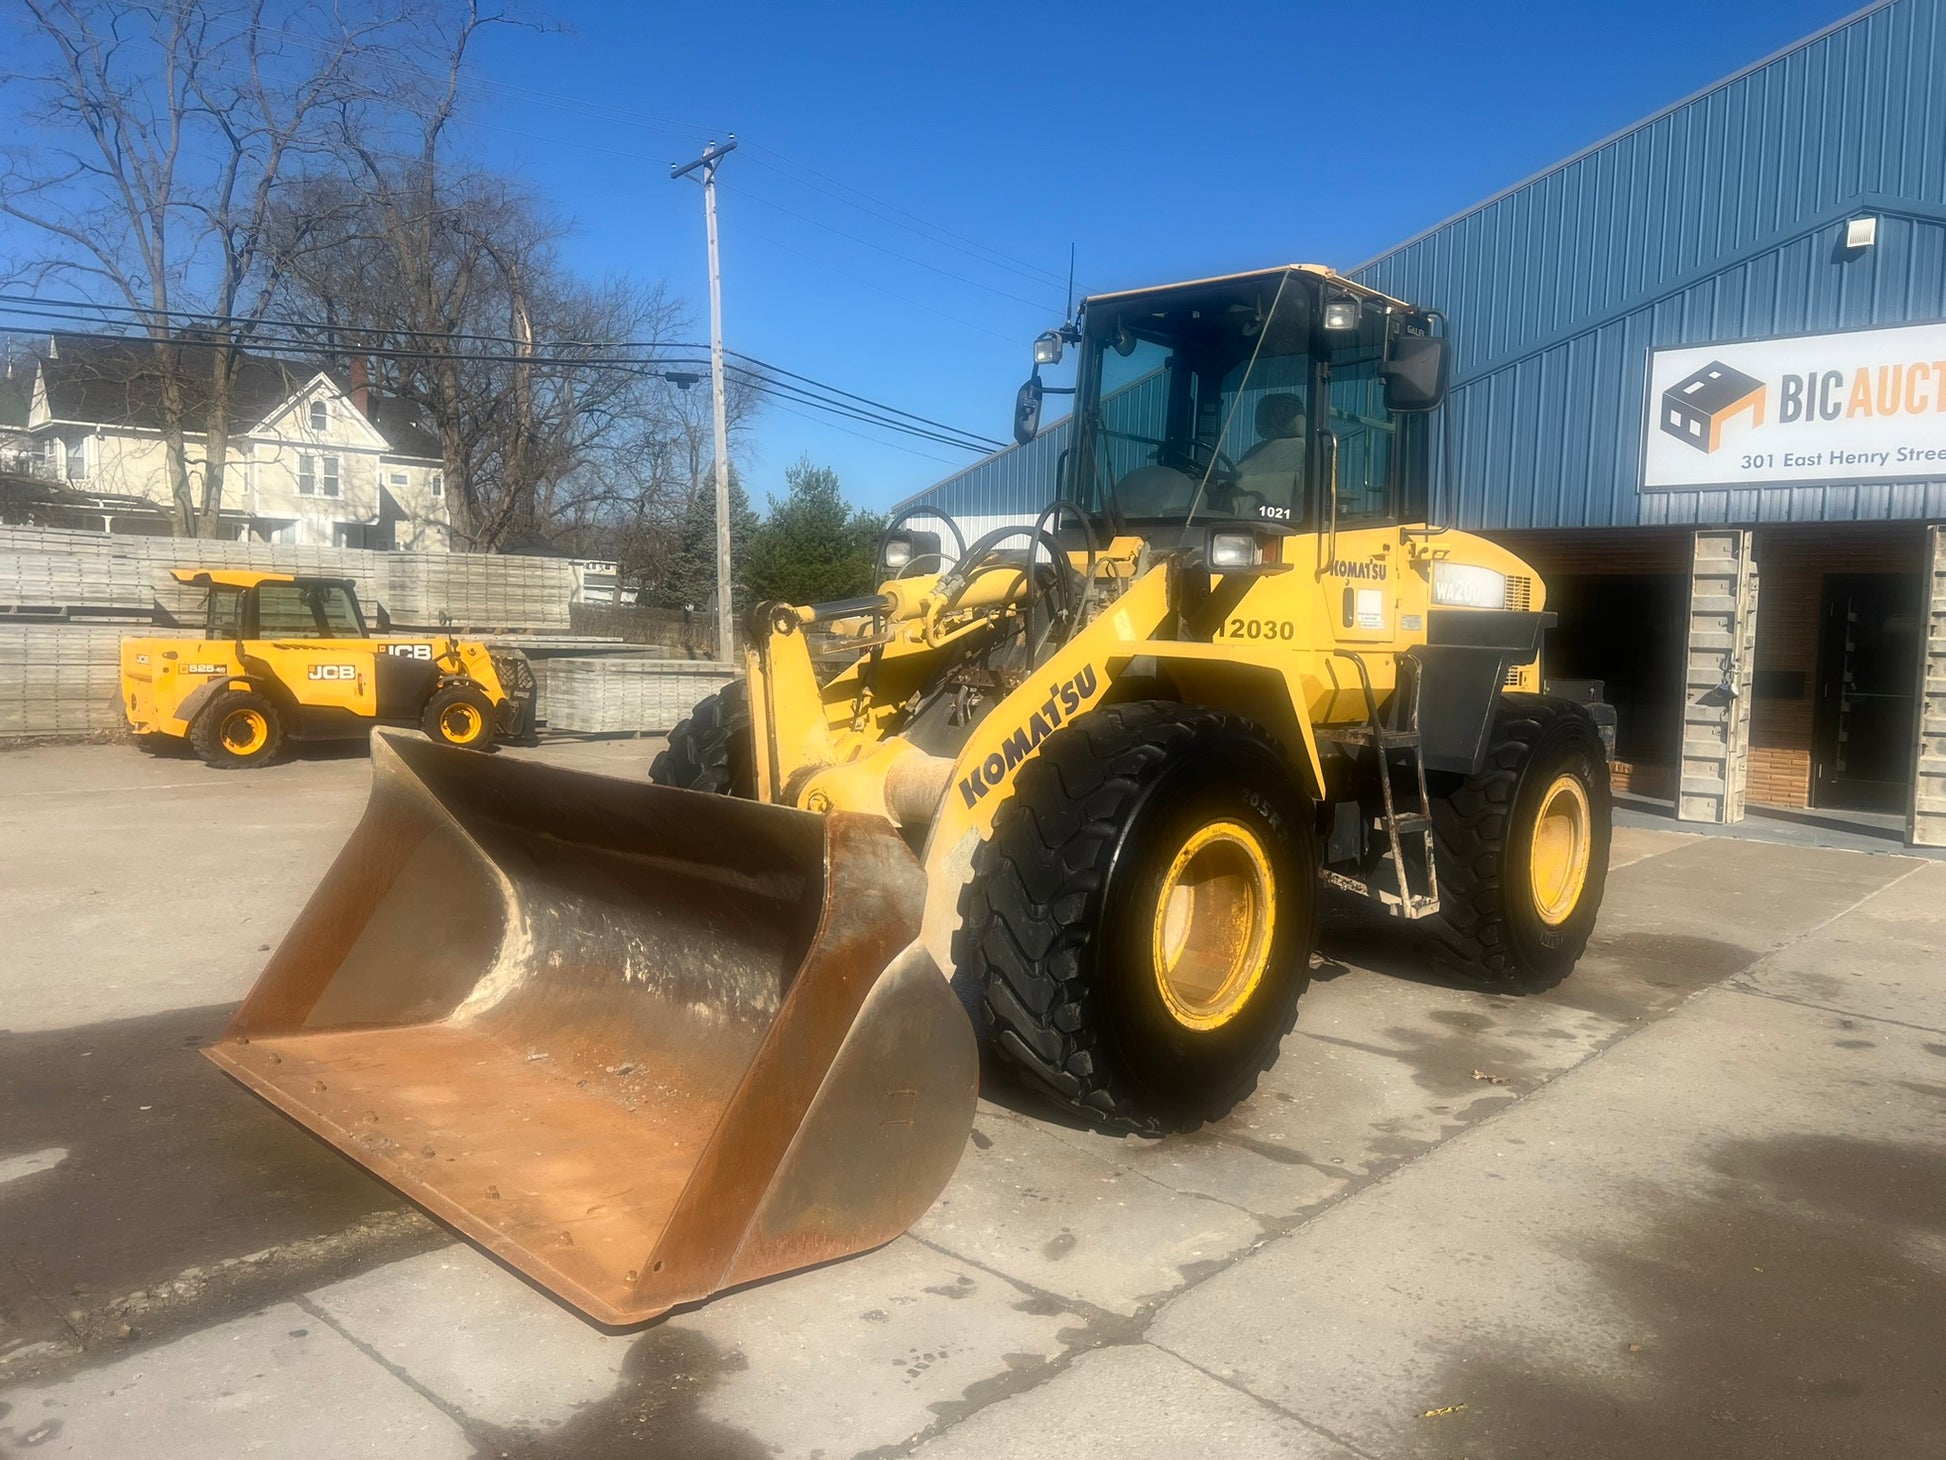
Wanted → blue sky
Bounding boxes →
[15,0,1865,513]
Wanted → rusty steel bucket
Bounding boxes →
[205,731,978,1325]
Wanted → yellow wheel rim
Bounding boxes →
[1150,819,1277,1031]
[440,702,485,744]
[221,708,268,756]
[1529,773,1592,926]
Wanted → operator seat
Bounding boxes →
[1234,393,1307,509]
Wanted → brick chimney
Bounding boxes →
[349,354,371,419]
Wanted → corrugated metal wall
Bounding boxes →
[1353,0,1946,529]
[901,0,1946,532]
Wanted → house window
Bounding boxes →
[389,471,408,487]
[298,453,341,498]
[429,470,444,500]
[309,400,328,431]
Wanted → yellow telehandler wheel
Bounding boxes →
[1429,693,1612,986]
[649,680,755,796]
[957,701,1317,1133]
[189,689,283,769]
[422,682,498,750]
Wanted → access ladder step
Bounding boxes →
[1314,723,1421,750]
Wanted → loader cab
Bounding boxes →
[1049,267,1442,545]
[181,570,369,642]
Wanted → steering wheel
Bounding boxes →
[1163,438,1259,510]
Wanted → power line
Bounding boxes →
[0,296,1005,454]
[718,183,1055,313]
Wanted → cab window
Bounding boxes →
[256,582,363,638]
[1323,313,1403,525]
[207,587,246,640]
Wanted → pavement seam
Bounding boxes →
[1132,853,1938,1422]
[292,1293,480,1440]
[1718,984,1946,1036]
[910,857,1935,1455]
[1,1248,84,1358]
[1147,1341,1386,1460]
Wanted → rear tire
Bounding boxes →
[190,690,282,769]
[1429,693,1611,986]
[956,701,1317,1133]
[422,682,497,750]
[649,680,754,796]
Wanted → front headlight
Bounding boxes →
[1431,562,1507,609]
[1208,531,1259,570]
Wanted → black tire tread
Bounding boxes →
[957,700,1299,1134]
[649,679,753,795]
[189,690,281,770]
[1430,692,1601,983]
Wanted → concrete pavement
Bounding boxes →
[2,739,1941,1458]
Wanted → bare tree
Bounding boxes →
[0,1,419,536]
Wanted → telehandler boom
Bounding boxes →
[207,265,1611,1325]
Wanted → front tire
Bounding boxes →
[956,701,1317,1133]
[1429,693,1611,986]
[190,690,282,769]
[649,680,754,796]
[422,682,497,750]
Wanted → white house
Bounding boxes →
[23,334,451,550]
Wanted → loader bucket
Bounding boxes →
[205,731,978,1326]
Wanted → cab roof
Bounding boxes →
[167,568,355,591]
[1082,263,1416,314]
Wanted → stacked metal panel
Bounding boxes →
[0,626,135,735]
[381,553,575,631]
[542,658,737,734]
[0,526,576,632]
[1913,525,1946,848]
[0,553,153,618]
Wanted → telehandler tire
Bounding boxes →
[957,701,1317,1133]
[422,682,497,750]
[1429,693,1611,987]
[190,690,282,769]
[649,679,755,796]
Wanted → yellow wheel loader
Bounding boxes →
[120,569,535,767]
[205,265,1611,1326]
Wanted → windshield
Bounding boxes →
[257,582,364,638]
[1074,273,1314,527]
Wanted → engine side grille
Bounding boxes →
[1503,574,1534,611]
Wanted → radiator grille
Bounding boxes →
[1503,574,1534,611]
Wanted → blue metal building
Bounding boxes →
[894,0,1946,829]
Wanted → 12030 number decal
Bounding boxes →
[1223,618,1297,642]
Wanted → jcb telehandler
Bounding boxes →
[121,569,536,767]
[206,265,1610,1326]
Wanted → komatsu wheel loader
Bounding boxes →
[206,265,1611,1326]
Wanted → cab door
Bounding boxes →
[251,581,380,730]
[1314,341,1410,652]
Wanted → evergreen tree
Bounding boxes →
[655,467,759,613]
[743,457,887,606]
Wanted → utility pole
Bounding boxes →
[671,136,738,664]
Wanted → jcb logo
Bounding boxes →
[385,643,433,659]
[308,664,357,681]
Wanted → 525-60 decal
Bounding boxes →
[1222,618,1297,641]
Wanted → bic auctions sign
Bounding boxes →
[1641,320,1946,490]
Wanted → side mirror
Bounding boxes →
[1013,375,1044,445]
[1380,333,1450,413]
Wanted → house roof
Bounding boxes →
[36,333,445,461]
[365,393,442,461]
[41,334,316,432]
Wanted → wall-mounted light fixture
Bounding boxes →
[1844,215,1879,250]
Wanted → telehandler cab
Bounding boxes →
[206,265,1611,1326]
[121,569,535,767]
